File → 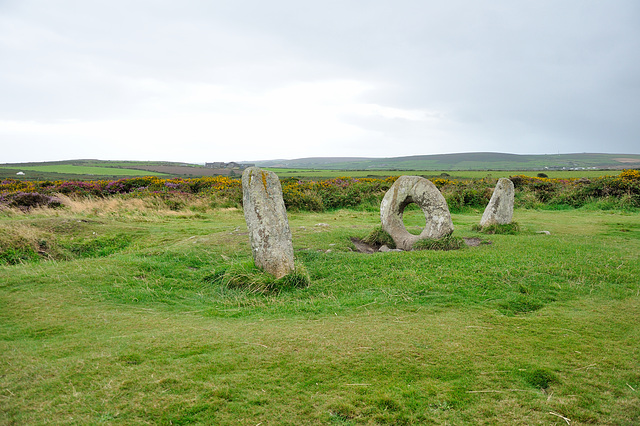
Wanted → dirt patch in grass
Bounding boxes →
[462,237,492,247]
[351,235,487,253]
[350,237,379,254]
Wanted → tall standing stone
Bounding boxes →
[380,176,454,250]
[242,167,294,278]
[479,178,515,227]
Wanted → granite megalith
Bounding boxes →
[479,178,515,228]
[380,176,454,251]
[242,167,294,278]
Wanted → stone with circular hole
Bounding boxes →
[380,176,454,250]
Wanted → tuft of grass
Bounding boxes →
[118,353,143,365]
[0,246,40,265]
[412,235,464,251]
[207,260,311,294]
[473,222,521,234]
[498,295,545,315]
[361,226,395,248]
[522,368,558,389]
[62,234,132,258]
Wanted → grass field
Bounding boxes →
[2,157,634,182]
[1,200,639,424]
[265,168,620,180]
[0,160,216,181]
[1,164,171,177]
[256,152,640,171]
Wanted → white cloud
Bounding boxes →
[1,0,639,162]
[1,79,385,161]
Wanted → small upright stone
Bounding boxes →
[242,167,294,278]
[479,178,515,227]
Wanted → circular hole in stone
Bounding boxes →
[402,203,426,235]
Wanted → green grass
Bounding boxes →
[207,260,311,294]
[2,164,170,177]
[0,160,207,180]
[472,222,521,235]
[257,152,640,171]
[1,203,639,424]
[412,235,465,251]
[1,158,626,182]
[265,168,621,180]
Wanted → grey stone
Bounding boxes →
[479,178,515,227]
[242,167,294,278]
[380,176,454,251]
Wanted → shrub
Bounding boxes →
[0,192,63,211]
[515,189,544,209]
[282,184,324,211]
[440,180,494,212]
[2,170,638,212]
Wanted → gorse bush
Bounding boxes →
[1,170,639,212]
[282,177,393,211]
[510,171,640,209]
[442,181,493,212]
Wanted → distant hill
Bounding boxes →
[2,153,639,181]
[255,152,640,171]
[0,159,249,181]
[257,157,371,168]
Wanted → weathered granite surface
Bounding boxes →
[380,176,454,250]
[479,178,515,227]
[242,167,294,278]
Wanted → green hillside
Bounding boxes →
[0,160,240,181]
[2,154,639,182]
[256,152,640,171]
[1,164,168,177]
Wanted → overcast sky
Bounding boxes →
[1,0,639,163]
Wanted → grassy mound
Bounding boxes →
[472,222,521,234]
[206,260,311,294]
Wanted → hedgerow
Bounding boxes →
[1,170,638,212]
